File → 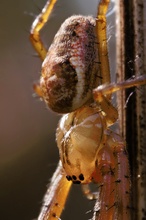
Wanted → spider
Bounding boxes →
[30,0,146,219]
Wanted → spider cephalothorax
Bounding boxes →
[57,105,106,184]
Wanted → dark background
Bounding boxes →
[0,0,115,219]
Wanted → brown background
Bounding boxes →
[0,0,115,219]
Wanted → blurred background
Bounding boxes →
[0,0,115,219]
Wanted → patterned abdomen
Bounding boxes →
[40,15,100,113]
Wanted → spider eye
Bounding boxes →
[40,15,100,113]
[66,174,85,184]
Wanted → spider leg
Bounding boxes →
[38,161,72,220]
[93,130,131,220]
[93,74,146,102]
[96,95,118,125]
[30,0,58,97]
[96,0,110,86]
[96,0,119,127]
[93,75,146,125]
[30,0,57,60]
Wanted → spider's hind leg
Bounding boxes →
[30,0,57,60]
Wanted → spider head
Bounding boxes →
[56,106,106,184]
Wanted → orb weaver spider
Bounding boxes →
[30,0,146,219]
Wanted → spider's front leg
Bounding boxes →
[38,161,72,220]
[93,130,131,220]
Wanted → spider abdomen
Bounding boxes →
[40,15,100,113]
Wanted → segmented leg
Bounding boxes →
[30,0,57,60]
[30,0,59,98]
[96,0,119,127]
[93,131,131,220]
[93,75,146,102]
[38,161,72,220]
[96,0,110,86]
